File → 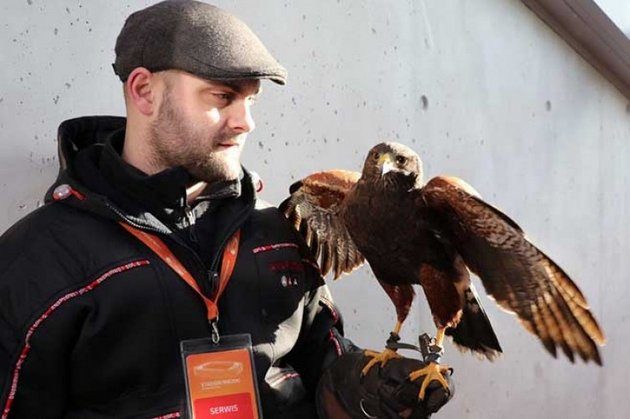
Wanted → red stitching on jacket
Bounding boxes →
[150,412,181,419]
[269,372,300,387]
[269,261,305,272]
[70,188,86,201]
[329,330,343,356]
[1,259,150,419]
[320,297,339,325]
[252,242,298,254]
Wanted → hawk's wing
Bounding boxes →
[419,176,605,364]
[279,170,365,279]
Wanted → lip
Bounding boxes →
[217,142,239,148]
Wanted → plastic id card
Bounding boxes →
[181,334,262,419]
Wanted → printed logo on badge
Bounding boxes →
[182,335,261,419]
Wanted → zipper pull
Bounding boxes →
[210,319,220,344]
[208,270,219,296]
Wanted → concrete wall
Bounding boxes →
[1,0,628,418]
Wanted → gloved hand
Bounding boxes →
[316,351,453,418]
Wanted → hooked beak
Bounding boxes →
[377,153,395,176]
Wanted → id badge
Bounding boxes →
[181,334,262,419]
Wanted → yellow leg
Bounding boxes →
[408,326,450,400]
[435,327,445,346]
[361,321,404,376]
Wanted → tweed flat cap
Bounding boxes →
[113,0,287,85]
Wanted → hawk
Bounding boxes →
[280,142,605,399]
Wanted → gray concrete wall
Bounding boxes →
[1,0,628,418]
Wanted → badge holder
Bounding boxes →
[181,334,262,419]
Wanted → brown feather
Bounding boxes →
[531,298,559,358]
[377,280,416,323]
[530,286,561,352]
[279,170,365,280]
[420,175,605,364]
[419,264,464,329]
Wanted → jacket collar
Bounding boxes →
[99,127,243,229]
[101,129,191,214]
[46,116,250,234]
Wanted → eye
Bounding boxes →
[396,155,407,165]
[213,92,233,101]
[205,91,235,107]
[372,152,380,161]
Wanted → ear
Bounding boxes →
[124,67,160,116]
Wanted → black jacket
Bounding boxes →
[0,116,353,418]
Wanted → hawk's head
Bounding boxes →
[362,142,423,188]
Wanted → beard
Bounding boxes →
[148,87,243,184]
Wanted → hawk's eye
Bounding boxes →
[373,153,380,161]
[396,156,407,165]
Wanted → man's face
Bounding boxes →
[149,71,260,184]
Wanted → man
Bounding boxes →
[0,1,451,417]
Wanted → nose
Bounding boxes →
[226,99,255,133]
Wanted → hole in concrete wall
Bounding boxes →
[420,95,429,110]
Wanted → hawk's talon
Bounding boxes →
[361,348,402,376]
[409,361,451,400]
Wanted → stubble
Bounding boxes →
[148,83,243,183]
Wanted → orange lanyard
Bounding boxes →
[119,222,240,342]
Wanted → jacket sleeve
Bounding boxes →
[0,291,75,418]
[0,233,80,419]
[284,258,362,396]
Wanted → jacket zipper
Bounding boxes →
[110,202,224,342]
[109,193,254,327]
[208,201,254,273]
[185,205,198,243]
[107,202,208,285]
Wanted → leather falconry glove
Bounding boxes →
[316,352,454,418]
